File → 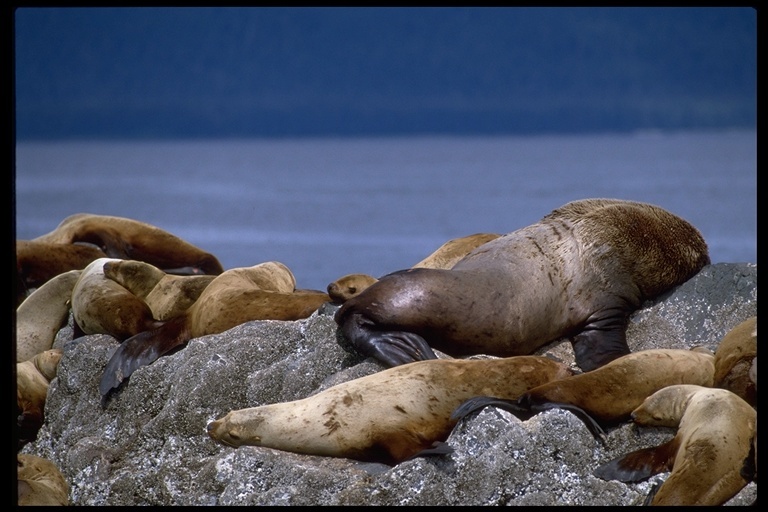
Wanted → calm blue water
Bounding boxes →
[14,130,756,291]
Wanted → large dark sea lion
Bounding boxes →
[32,212,225,275]
[593,384,756,506]
[207,355,572,465]
[99,262,331,397]
[334,198,710,372]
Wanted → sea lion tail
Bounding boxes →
[99,317,188,399]
[592,439,677,483]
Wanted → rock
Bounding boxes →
[21,263,757,505]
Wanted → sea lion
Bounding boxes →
[99,262,331,397]
[713,316,756,407]
[450,348,716,438]
[335,198,710,372]
[326,232,501,303]
[16,239,106,305]
[17,453,69,506]
[207,355,573,465]
[412,232,500,269]
[71,258,162,340]
[102,259,216,321]
[593,384,756,506]
[17,348,63,448]
[32,212,225,275]
[16,269,81,362]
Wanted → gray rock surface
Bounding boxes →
[22,262,757,505]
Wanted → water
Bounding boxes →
[14,130,756,291]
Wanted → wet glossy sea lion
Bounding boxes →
[207,355,572,465]
[450,348,716,439]
[16,269,81,362]
[17,348,63,449]
[102,259,216,321]
[335,198,710,372]
[593,384,756,506]
[99,262,331,397]
[326,232,500,303]
[713,316,756,407]
[71,258,162,340]
[15,239,105,305]
[33,212,224,275]
[17,453,70,506]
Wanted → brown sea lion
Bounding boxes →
[326,232,500,303]
[16,239,106,305]
[17,348,63,448]
[99,262,331,397]
[16,269,81,362]
[593,384,756,506]
[17,453,70,506]
[334,198,710,372]
[71,258,162,340]
[450,348,716,438]
[102,259,216,321]
[713,316,756,407]
[32,212,224,275]
[207,355,573,465]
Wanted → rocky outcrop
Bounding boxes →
[21,263,757,506]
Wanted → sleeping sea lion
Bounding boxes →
[102,259,215,321]
[70,258,162,340]
[32,212,224,275]
[326,232,500,303]
[16,269,81,362]
[713,316,756,407]
[207,355,572,465]
[99,262,331,397]
[17,453,69,506]
[17,348,63,448]
[593,384,756,506]
[450,348,715,438]
[335,198,710,372]
[16,239,105,305]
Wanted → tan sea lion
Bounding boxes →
[713,316,756,407]
[99,262,331,397]
[17,348,63,448]
[17,453,70,506]
[326,232,500,303]
[207,355,573,465]
[16,269,81,362]
[102,259,216,321]
[593,384,756,506]
[32,212,224,275]
[335,198,710,372]
[450,348,716,438]
[71,258,162,340]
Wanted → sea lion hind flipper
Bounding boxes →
[99,317,186,398]
[593,440,677,483]
[570,311,631,372]
[450,396,532,422]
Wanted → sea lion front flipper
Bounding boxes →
[403,441,455,462]
[99,317,186,399]
[528,402,607,445]
[450,396,533,422]
[592,438,678,483]
[570,309,632,372]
